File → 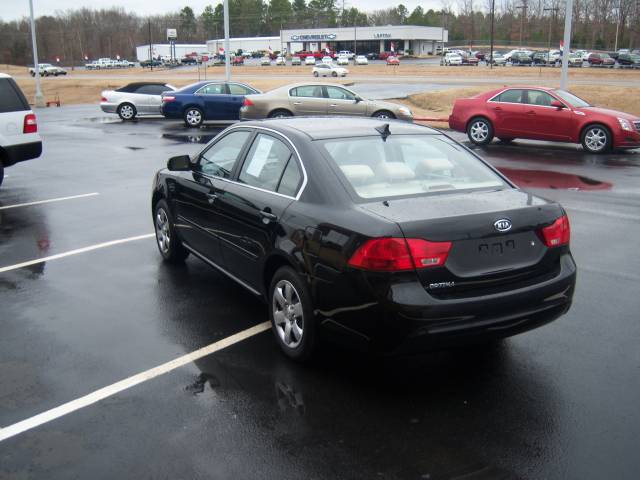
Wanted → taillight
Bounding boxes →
[539,215,570,247]
[162,95,176,102]
[100,96,108,102]
[23,113,37,134]
[243,98,254,107]
[348,237,452,272]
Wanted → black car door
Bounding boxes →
[171,129,253,265]
[215,131,304,290]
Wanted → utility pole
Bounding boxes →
[489,0,495,69]
[516,2,527,48]
[560,0,574,90]
[28,0,45,108]
[223,0,230,81]
[614,1,621,51]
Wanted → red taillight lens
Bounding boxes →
[539,215,570,247]
[162,95,176,102]
[23,113,37,134]
[348,237,452,272]
[100,96,108,102]
[243,98,254,107]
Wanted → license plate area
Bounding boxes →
[446,231,545,278]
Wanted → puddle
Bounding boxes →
[497,167,612,190]
[162,133,217,144]
[80,117,122,124]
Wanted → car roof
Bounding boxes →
[238,117,440,140]
[124,82,169,88]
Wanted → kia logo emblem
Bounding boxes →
[494,218,512,232]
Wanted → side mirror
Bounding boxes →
[167,155,191,171]
[355,96,363,103]
[551,100,565,109]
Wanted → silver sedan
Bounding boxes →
[100,82,176,120]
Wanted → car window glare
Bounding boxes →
[320,135,506,200]
[198,131,250,178]
[238,134,293,193]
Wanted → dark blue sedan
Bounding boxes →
[161,81,260,127]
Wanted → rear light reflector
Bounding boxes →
[162,95,176,102]
[100,96,108,102]
[348,237,452,272]
[539,215,570,247]
[23,113,37,134]
[243,98,254,107]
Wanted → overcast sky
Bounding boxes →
[4,0,445,21]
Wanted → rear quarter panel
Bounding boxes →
[449,97,493,132]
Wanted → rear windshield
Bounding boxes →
[319,134,507,200]
[0,78,30,113]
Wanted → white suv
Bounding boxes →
[0,74,42,188]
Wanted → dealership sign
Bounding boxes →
[374,33,392,38]
[290,33,337,41]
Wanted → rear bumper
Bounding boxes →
[100,102,118,114]
[160,103,183,119]
[318,253,577,354]
[2,141,43,166]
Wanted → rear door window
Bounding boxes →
[0,78,29,113]
[237,133,298,194]
[228,83,256,95]
[290,85,323,98]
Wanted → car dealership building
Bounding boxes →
[279,25,448,55]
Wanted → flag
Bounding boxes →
[390,42,395,53]
[55,56,60,62]
[116,54,120,60]
[559,40,564,52]
[218,47,225,55]
[325,46,330,54]
[268,46,273,55]
[84,55,88,60]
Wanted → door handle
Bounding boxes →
[293,101,302,105]
[329,104,338,107]
[526,110,536,114]
[260,209,277,223]
[206,193,217,204]
[493,106,502,111]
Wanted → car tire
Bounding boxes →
[332,71,338,77]
[581,124,612,154]
[184,107,204,128]
[313,71,319,77]
[372,110,395,119]
[117,103,137,121]
[0,161,4,188]
[153,199,189,263]
[268,109,293,118]
[467,117,494,145]
[269,266,317,361]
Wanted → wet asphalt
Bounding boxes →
[0,106,639,479]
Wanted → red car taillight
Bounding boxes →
[348,237,452,272]
[23,113,37,134]
[162,95,176,102]
[100,96,108,102]
[243,98,254,107]
[539,215,571,247]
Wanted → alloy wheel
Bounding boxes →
[272,280,304,349]
[470,120,489,142]
[584,128,607,152]
[186,109,202,126]
[155,208,171,254]
[120,104,134,119]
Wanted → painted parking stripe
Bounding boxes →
[0,233,155,274]
[0,192,100,211]
[0,321,271,443]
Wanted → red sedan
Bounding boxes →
[386,56,400,65]
[449,86,640,153]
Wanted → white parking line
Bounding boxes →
[0,321,271,443]
[0,233,155,274]
[0,192,100,211]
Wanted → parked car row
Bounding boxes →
[86,58,135,69]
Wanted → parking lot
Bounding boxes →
[1,105,639,479]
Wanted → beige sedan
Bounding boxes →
[239,83,413,121]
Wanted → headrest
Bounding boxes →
[339,164,375,185]
[417,156,453,172]
[375,162,415,181]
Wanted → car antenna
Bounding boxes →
[375,123,391,141]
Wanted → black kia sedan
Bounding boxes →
[151,118,576,360]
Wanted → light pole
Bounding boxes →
[28,0,45,107]
[560,0,574,90]
[614,2,621,52]
[543,7,559,56]
[489,0,495,69]
[223,0,230,81]
[516,3,527,48]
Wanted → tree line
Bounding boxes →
[0,0,638,66]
